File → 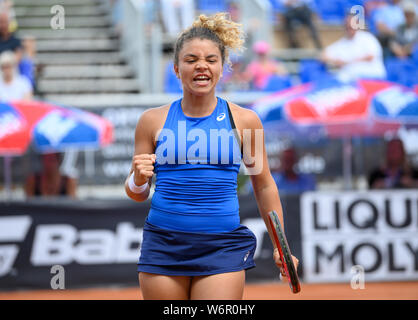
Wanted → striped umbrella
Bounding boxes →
[0,100,113,198]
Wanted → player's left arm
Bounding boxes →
[230,103,298,271]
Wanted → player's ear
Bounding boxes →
[174,64,180,79]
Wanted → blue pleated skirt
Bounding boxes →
[137,219,257,276]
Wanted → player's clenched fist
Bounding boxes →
[132,154,156,186]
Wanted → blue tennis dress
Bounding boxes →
[137,97,257,276]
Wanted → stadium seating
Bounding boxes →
[313,0,346,24]
[298,59,333,83]
[164,62,183,93]
[268,0,285,13]
[412,45,418,65]
[263,74,293,92]
[197,0,228,13]
[269,0,366,25]
[385,58,418,88]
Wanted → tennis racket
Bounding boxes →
[268,210,301,294]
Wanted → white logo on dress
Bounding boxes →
[243,251,250,262]
[216,113,226,121]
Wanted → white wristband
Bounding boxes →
[128,173,148,194]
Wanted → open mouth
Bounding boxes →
[193,74,211,85]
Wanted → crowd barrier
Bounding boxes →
[0,190,417,290]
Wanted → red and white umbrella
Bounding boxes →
[253,79,418,188]
[0,100,114,198]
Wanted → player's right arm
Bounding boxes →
[124,108,162,202]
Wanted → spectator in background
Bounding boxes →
[109,0,123,36]
[0,51,33,101]
[0,0,17,32]
[272,147,316,194]
[228,1,241,23]
[219,53,250,92]
[18,35,37,88]
[320,13,386,83]
[243,40,288,90]
[372,0,406,57]
[243,147,316,195]
[389,1,418,59]
[364,0,388,16]
[278,0,322,49]
[0,11,21,60]
[25,153,77,199]
[368,138,418,189]
[160,0,195,37]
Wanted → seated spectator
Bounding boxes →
[372,0,406,57]
[272,147,316,194]
[0,0,17,32]
[243,40,288,91]
[364,0,388,17]
[278,0,322,49]
[19,36,37,88]
[227,1,241,23]
[389,1,418,59]
[243,147,316,195]
[1,9,37,88]
[368,138,418,189]
[25,153,77,198]
[0,11,21,60]
[320,13,386,83]
[0,51,33,101]
[219,53,250,92]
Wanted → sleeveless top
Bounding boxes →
[34,174,69,196]
[147,97,242,233]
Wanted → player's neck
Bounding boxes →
[181,93,217,118]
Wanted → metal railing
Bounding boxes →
[120,0,163,93]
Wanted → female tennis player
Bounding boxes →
[125,12,298,300]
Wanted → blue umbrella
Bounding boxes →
[371,85,418,129]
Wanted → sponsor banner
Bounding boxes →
[0,103,390,186]
[301,190,418,283]
[74,106,145,185]
[0,195,301,290]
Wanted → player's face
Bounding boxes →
[175,38,223,96]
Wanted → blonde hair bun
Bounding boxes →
[192,12,245,53]
[173,12,245,67]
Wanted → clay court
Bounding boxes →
[1,281,417,300]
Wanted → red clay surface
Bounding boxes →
[1,281,417,300]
